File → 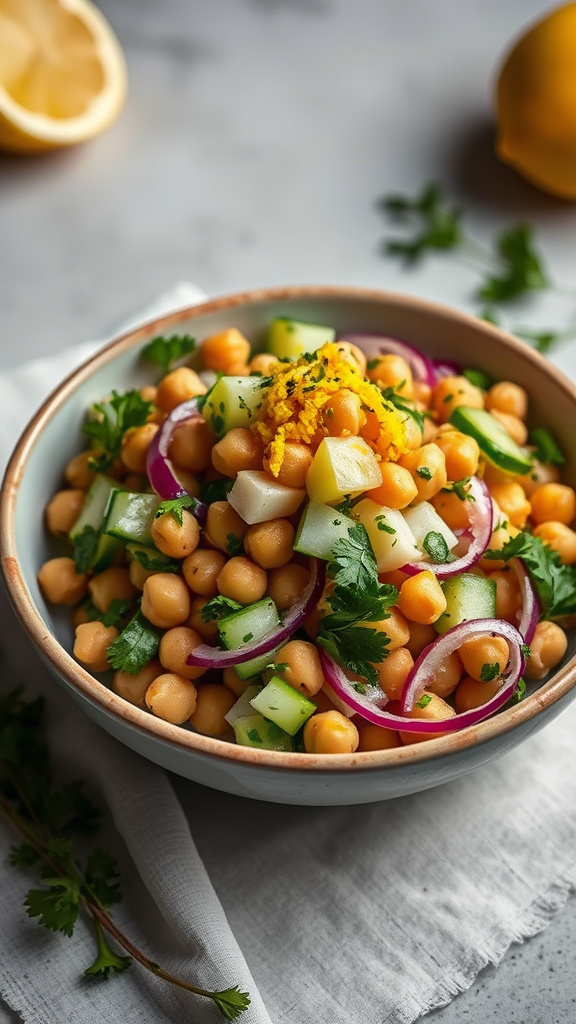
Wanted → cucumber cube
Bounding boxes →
[233,713,294,751]
[267,317,335,360]
[202,376,269,438]
[354,498,422,572]
[70,475,123,571]
[294,501,355,560]
[103,491,162,546]
[306,437,382,505]
[224,684,264,727]
[435,573,496,634]
[250,676,316,735]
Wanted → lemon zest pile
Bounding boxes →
[252,343,408,476]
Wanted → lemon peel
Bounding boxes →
[496,3,576,200]
[0,0,127,153]
[252,343,408,477]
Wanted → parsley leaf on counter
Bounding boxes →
[484,532,576,619]
[383,182,462,262]
[83,390,152,472]
[106,610,162,674]
[479,224,547,303]
[141,334,196,378]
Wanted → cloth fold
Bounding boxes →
[2,283,576,1024]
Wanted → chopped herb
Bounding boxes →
[100,598,134,628]
[382,182,462,263]
[480,663,501,682]
[129,548,181,574]
[415,693,432,709]
[72,525,100,574]
[375,516,396,534]
[106,611,162,674]
[353,683,367,695]
[380,385,424,432]
[199,478,233,503]
[83,390,152,472]
[201,596,243,622]
[479,225,547,303]
[141,334,196,378]
[416,466,432,480]
[155,494,196,526]
[485,531,576,620]
[423,531,453,563]
[242,633,254,644]
[225,533,243,556]
[505,677,527,707]
[366,358,381,370]
[246,729,262,743]
[530,427,566,466]
[462,367,492,391]
[520,643,532,659]
[443,479,474,502]
[265,661,289,673]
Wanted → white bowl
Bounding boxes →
[3,285,576,805]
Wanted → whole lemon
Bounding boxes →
[496,3,576,200]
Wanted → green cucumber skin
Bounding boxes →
[69,474,119,540]
[218,598,281,679]
[202,377,267,438]
[103,491,161,545]
[233,713,293,751]
[267,317,335,360]
[449,406,532,475]
[250,676,316,736]
[293,501,354,560]
[435,573,496,634]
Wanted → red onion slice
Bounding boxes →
[401,475,493,579]
[433,359,461,381]
[146,397,207,522]
[319,616,525,734]
[510,557,540,643]
[337,333,436,387]
[187,559,325,668]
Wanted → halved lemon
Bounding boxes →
[0,0,127,153]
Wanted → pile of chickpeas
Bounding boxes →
[38,326,572,755]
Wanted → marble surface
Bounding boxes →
[2,0,576,1020]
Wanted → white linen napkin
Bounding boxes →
[2,284,576,1024]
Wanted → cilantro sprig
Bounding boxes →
[485,532,576,620]
[141,334,196,379]
[83,390,153,472]
[317,524,398,684]
[0,688,250,1020]
[106,610,162,674]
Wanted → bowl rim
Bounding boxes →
[3,282,576,774]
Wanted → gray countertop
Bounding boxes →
[2,0,576,1020]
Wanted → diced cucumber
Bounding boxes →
[201,376,269,438]
[228,470,305,524]
[126,543,181,574]
[219,598,281,679]
[434,573,496,634]
[233,713,294,751]
[403,501,458,560]
[449,406,532,476]
[69,475,123,571]
[293,501,355,560]
[354,498,422,572]
[267,317,335,360]
[250,676,317,735]
[103,491,162,545]
[224,684,264,727]
[306,437,382,505]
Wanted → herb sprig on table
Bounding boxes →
[0,688,250,1021]
[380,181,576,353]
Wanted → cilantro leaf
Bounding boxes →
[155,494,196,526]
[529,427,566,466]
[505,677,527,707]
[382,182,462,263]
[72,525,100,574]
[485,532,576,619]
[128,547,181,574]
[202,596,243,622]
[415,693,432,709]
[328,523,380,593]
[514,328,559,354]
[380,385,424,433]
[199,477,233,503]
[83,390,152,472]
[85,848,122,908]
[141,334,196,378]
[85,919,132,980]
[423,531,454,564]
[26,877,81,937]
[100,598,134,628]
[106,611,162,674]
[479,225,547,303]
[462,367,492,391]
[480,662,501,682]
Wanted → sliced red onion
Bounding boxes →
[509,557,540,643]
[337,333,436,387]
[433,359,460,381]
[146,397,207,522]
[401,475,493,579]
[186,559,325,668]
[318,617,525,734]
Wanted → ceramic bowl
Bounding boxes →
[3,285,576,806]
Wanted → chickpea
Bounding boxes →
[397,571,447,625]
[187,596,220,643]
[120,422,159,474]
[366,353,413,397]
[182,548,226,596]
[217,556,267,604]
[427,650,463,698]
[334,340,367,377]
[201,328,251,374]
[434,431,480,482]
[146,673,198,724]
[223,666,252,697]
[522,457,561,498]
[489,410,528,446]
[413,381,432,406]
[141,573,191,629]
[458,635,510,682]
[168,418,216,474]
[112,659,162,710]
[356,722,402,751]
[530,483,576,526]
[370,606,411,651]
[159,626,207,681]
[366,462,418,510]
[172,469,202,497]
[190,683,236,736]
[323,389,364,437]
[533,521,576,565]
[204,500,248,554]
[244,518,295,569]
[398,444,447,502]
[488,568,522,623]
[485,381,528,420]
[404,621,437,659]
[524,621,568,680]
[399,692,456,744]
[375,647,414,701]
[249,352,279,376]
[88,567,136,613]
[432,375,484,424]
[431,489,471,531]
[155,367,206,414]
[264,442,313,489]
[267,562,311,611]
[489,482,531,529]
[74,621,119,673]
[38,557,88,605]
[211,428,263,479]
[151,508,200,559]
[270,639,325,698]
[478,522,520,572]
[303,710,359,754]
[45,489,85,537]
[65,450,96,490]
[454,674,502,714]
